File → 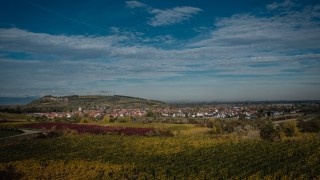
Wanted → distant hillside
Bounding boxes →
[27,95,167,111]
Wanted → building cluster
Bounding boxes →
[31,108,147,119]
[30,103,300,120]
[156,106,268,119]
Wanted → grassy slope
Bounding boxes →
[0,113,31,121]
[0,128,319,179]
[27,95,166,110]
[0,129,23,138]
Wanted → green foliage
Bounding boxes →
[279,121,300,137]
[118,116,132,123]
[107,116,133,123]
[209,119,223,134]
[80,117,90,123]
[0,133,319,179]
[146,128,174,137]
[35,116,48,122]
[203,119,257,136]
[0,112,32,121]
[0,122,31,130]
[52,116,81,123]
[25,95,166,113]
[298,116,320,133]
[259,121,279,141]
[102,115,110,123]
[145,110,155,117]
[109,117,116,123]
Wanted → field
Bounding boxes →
[0,112,32,122]
[24,122,157,136]
[1,121,320,179]
[0,129,23,138]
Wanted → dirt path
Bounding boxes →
[272,118,297,124]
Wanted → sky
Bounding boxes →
[0,0,320,102]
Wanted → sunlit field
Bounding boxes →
[1,120,319,179]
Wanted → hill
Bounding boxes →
[26,95,166,112]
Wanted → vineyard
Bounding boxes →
[0,121,319,179]
[24,122,156,136]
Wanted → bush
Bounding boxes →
[79,117,93,123]
[259,121,279,141]
[145,111,155,117]
[102,115,110,123]
[118,116,131,123]
[279,121,300,137]
[211,119,223,135]
[298,117,320,133]
[62,129,78,136]
[147,128,174,137]
[207,119,257,136]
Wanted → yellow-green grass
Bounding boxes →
[0,122,33,130]
[0,113,32,122]
[0,130,319,179]
[102,122,212,135]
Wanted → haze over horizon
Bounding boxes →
[1,0,320,102]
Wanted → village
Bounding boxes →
[30,103,300,120]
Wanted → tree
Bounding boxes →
[118,116,131,123]
[259,121,279,141]
[145,110,155,117]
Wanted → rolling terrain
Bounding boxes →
[26,95,167,112]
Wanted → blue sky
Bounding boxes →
[0,0,320,101]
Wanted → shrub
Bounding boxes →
[211,119,223,135]
[297,117,320,133]
[79,117,97,124]
[102,115,110,123]
[147,128,174,137]
[259,121,279,141]
[118,116,131,123]
[279,121,300,137]
[62,129,78,136]
[145,111,155,117]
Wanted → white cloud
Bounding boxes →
[267,0,295,11]
[0,28,161,59]
[191,5,320,52]
[148,6,202,27]
[125,1,147,8]
[125,2,202,27]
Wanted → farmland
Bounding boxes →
[0,129,23,138]
[24,122,157,136]
[1,120,320,179]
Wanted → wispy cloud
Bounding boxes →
[148,6,202,27]
[125,1,202,27]
[191,3,320,53]
[0,28,162,60]
[125,1,147,8]
[267,0,295,11]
